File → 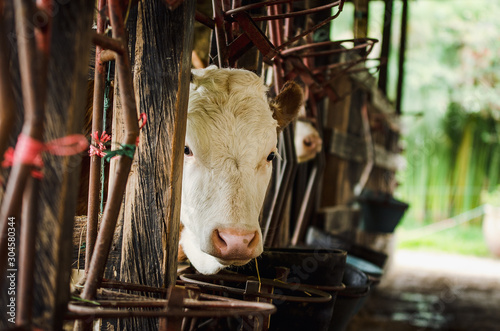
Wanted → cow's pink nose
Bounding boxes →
[211,229,259,260]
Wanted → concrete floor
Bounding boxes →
[347,250,500,331]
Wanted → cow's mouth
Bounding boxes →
[215,257,252,267]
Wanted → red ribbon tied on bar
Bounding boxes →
[89,131,112,158]
[136,112,147,146]
[2,133,89,179]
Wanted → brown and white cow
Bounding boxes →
[179,66,302,274]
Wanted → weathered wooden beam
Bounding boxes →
[329,129,405,172]
[353,0,369,39]
[116,0,194,329]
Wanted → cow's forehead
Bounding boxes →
[186,67,278,161]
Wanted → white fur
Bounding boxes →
[181,66,277,274]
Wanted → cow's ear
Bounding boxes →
[270,81,303,131]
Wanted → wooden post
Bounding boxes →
[117,0,194,329]
[353,0,369,39]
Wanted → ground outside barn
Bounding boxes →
[347,250,500,331]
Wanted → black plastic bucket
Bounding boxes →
[306,226,388,269]
[358,191,409,233]
[329,263,371,331]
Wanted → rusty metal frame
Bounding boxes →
[0,0,52,326]
[0,6,15,163]
[80,0,140,302]
[179,273,333,303]
[69,282,276,331]
[85,0,108,278]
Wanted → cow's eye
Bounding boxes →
[267,152,275,162]
[184,146,193,156]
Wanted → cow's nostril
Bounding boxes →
[213,230,227,249]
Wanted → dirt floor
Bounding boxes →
[347,249,500,331]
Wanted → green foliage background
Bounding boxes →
[397,0,500,223]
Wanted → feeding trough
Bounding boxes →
[329,264,371,331]
[179,270,333,330]
[358,190,409,233]
[227,247,347,330]
[306,226,388,269]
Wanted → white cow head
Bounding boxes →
[180,66,302,274]
[294,119,323,163]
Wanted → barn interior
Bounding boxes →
[0,0,499,330]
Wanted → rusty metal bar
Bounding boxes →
[179,273,332,303]
[101,279,170,294]
[81,0,140,301]
[233,11,277,62]
[0,8,15,160]
[67,298,276,319]
[280,38,377,57]
[267,4,283,89]
[378,0,393,94]
[224,0,293,15]
[291,165,318,245]
[86,0,107,276]
[212,0,228,67]
[159,286,184,331]
[100,49,117,62]
[246,1,344,22]
[195,10,215,29]
[395,0,408,114]
[276,1,344,52]
[91,32,126,55]
[0,0,47,288]
[17,6,53,323]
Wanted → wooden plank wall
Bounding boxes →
[320,70,402,244]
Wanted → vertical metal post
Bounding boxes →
[86,0,107,274]
[395,0,408,114]
[378,0,393,95]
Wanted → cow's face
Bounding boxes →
[180,66,302,274]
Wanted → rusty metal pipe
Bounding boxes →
[81,0,140,301]
[194,10,215,29]
[248,1,344,22]
[0,10,15,159]
[67,300,276,319]
[0,0,47,288]
[86,0,107,275]
[280,38,377,57]
[91,32,126,55]
[17,175,38,325]
[16,0,52,325]
[277,1,344,52]
[100,49,117,63]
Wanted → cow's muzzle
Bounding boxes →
[210,228,261,262]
